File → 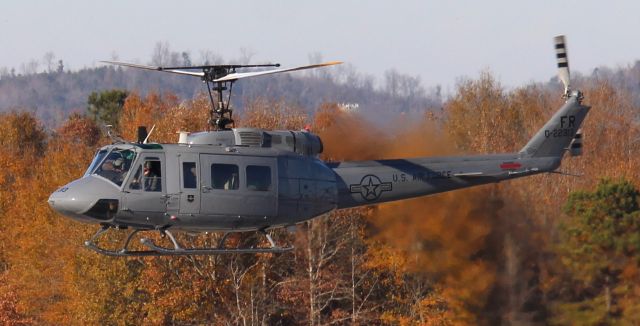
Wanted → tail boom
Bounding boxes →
[331,92,590,209]
[330,155,560,209]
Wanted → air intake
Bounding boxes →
[233,128,264,147]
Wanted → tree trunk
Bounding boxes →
[351,217,357,325]
[308,221,316,326]
[604,274,611,316]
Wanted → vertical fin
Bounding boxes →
[520,35,590,158]
[520,96,590,158]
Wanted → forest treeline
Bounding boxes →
[0,46,441,127]
[3,45,640,131]
[1,69,640,325]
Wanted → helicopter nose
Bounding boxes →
[48,186,89,217]
[48,176,120,222]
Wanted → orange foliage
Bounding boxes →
[241,97,308,130]
[56,113,101,146]
[314,103,497,324]
[117,92,216,144]
[1,72,639,324]
[0,272,33,326]
[0,111,46,155]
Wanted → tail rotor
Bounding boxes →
[554,35,571,97]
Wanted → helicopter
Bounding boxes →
[48,36,589,256]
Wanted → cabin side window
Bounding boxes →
[246,165,271,191]
[211,164,239,190]
[183,162,197,189]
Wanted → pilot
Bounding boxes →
[112,158,124,172]
[98,158,125,184]
[101,160,114,171]
[144,161,160,191]
[113,158,130,183]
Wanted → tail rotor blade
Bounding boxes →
[554,35,571,95]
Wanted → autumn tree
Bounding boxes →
[443,73,558,323]
[0,272,33,326]
[0,111,47,277]
[241,97,308,130]
[56,112,101,146]
[0,111,46,155]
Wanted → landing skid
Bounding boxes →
[84,225,293,257]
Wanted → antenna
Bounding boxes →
[143,125,156,144]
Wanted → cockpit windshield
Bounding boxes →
[90,148,137,186]
[84,149,108,177]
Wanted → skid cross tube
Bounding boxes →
[84,226,168,257]
[84,226,293,257]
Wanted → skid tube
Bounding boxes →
[84,225,293,257]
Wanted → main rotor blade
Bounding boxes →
[554,35,571,94]
[213,61,343,82]
[161,63,281,70]
[101,61,205,78]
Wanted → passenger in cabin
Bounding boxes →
[183,164,197,189]
[211,164,238,190]
[224,172,238,190]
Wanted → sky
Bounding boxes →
[1,0,639,90]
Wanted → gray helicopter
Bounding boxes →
[48,36,589,256]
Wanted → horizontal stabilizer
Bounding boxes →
[452,172,484,177]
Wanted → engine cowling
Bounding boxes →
[183,128,323,157]
[266,130,323,156]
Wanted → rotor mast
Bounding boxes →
[196,64,280,130]
[204,69,233,130]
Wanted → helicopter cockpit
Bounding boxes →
[85,147,137,187]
